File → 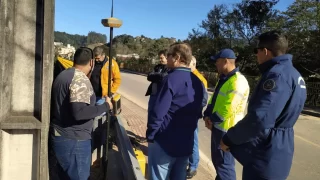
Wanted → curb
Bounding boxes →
[121,69,147,77]
[301,110,320,117]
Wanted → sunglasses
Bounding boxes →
[253,47,272,54]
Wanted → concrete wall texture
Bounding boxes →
[0,0,55,179]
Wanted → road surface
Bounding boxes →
[118,71,320,180]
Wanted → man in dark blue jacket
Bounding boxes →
[220,30,307,180]
[147,43,208,180]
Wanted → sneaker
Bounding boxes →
[187,168,197,179]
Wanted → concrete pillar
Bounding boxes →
[0,0,55,179]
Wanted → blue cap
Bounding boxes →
[210,49,237,61]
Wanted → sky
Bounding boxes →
[55,0,294,41]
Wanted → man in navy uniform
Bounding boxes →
[220,30,307,180]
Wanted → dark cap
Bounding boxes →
[210,49,237,61]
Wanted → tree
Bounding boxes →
[282,0,320,75]
[87,31,107,45]
[54,31,87,48]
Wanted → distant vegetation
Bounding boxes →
[54,31,107,48]
[54,0,320,79]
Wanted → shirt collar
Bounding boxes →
[258,54,293,73]
[220,67,239,80]
[172,67,191,72]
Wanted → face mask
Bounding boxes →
[95,60,103,65]
[90,64,94,74]
[87,61,95,78]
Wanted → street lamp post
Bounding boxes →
[101,0,122,179]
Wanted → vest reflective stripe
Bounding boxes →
[212,72,250,132]
[227,90,246,99]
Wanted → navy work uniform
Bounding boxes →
[222,54,307,180]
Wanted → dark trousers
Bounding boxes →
[50,135,91,180]
[211,128,236,180]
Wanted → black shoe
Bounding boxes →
[187,168,197,179]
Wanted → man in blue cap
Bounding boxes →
[220,30,307,180]
[203,49,250,180]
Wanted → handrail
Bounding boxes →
[114,115,145,180]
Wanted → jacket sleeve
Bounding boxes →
[203,94,214,117]
[71,102,110,120]
[146,77,173,141]
[147,72,168,82]
[202,85,208,108]
[111,60,121,94]
[69,76,110,120]
[223,73,291,147]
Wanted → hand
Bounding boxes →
[220,139,230,152]
[203,117,212,130]
[203,116,210,121]
[105,96,113,110]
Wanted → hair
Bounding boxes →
[93,46,105,57]
[73,47,93,66]
[167,43,193,65]
[158,49,167,57]
[258,30,288,56]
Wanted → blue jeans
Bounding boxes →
[211,128,236,180]
[189,127,199,171]
[51,135,92,180]
[148,141,189,180]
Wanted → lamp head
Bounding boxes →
[101,17,123,28]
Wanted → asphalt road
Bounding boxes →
[118,71,320,180]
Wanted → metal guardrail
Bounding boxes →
[114,115,145,180]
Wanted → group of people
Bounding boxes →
[49,30,307,180]
[145,30,307,180]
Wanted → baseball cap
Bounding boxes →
[210,49,237,61]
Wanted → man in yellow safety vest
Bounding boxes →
[203,49,249,180]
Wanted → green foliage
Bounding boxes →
[87,31,107,45]
[187,0,320,77]
[54,0,320,79]
[54,31,107,49]
[54,31,87,48]
[112,34,175,58]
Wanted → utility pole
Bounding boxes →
[101,0,122,179]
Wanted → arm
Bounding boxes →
[202,84,208,108]
[69,77,110,121]
[146,77,173,141]
[147,65,168,82]
[111,60,121,94]
[71,102,110,121]
[203,94,214,117]
[147,72,168,82]
[222,74,291,146]
[198,84,208,119]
